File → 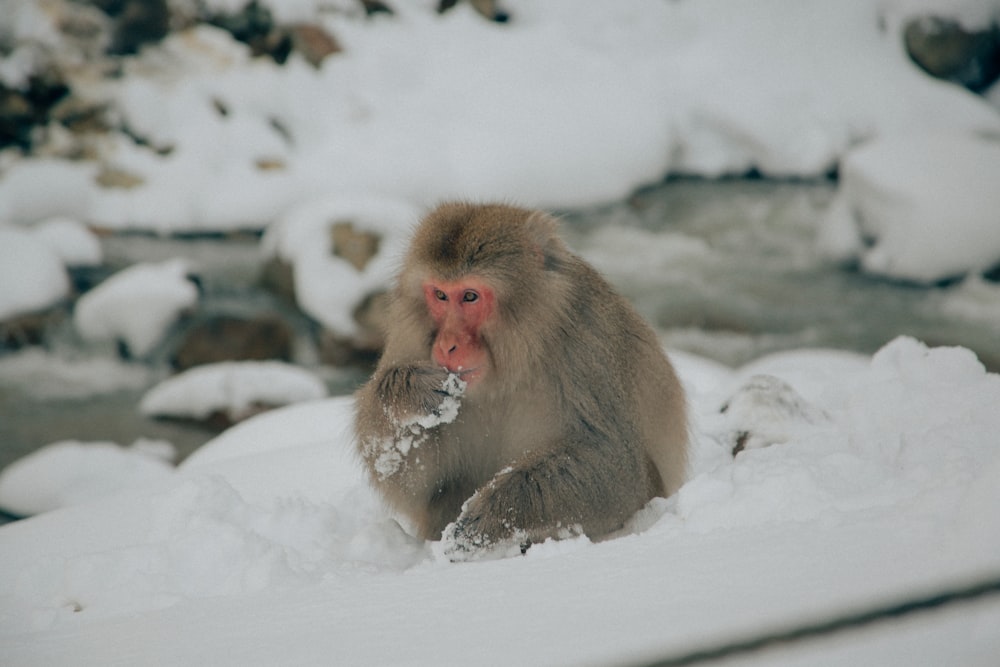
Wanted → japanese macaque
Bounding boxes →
[354,202,687,559]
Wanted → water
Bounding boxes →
[2,178,999,518]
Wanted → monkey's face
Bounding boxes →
[423,277,495,387]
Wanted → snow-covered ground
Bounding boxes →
[1,336,999,665]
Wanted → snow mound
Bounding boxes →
[29,216,103,267]
[819,132,1000,283]
[261,194,418,335]
[0,226,70,319]
[73,258,199,356]
[0,439,175,517]
[139,361,328,422]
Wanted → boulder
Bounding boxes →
[171,313,294,371]
[904,16,1000,92]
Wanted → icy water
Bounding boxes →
[2,178,999,520]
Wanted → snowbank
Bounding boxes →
[1,337,998,665]
[29,216,103,267]
[73,258,199,356]
[139,360,328,422]
[0,439,175,517]
[0,226,70,319]
[261,194,418,334]
[820,132,1000,283]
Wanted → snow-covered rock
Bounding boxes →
[820,132,1000,283]
[261,194,417,336]
[29,216,103,267]
[139,360,328,423]
[0,226,70,320]
[73,258,199,356]
[0,439,175,517]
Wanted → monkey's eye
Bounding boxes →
[462,290,479,303]
[434,289,447,301]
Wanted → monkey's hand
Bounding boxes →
[441,472,534,562]
[376,363,466,429]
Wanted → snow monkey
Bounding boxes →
[354,202,688,559]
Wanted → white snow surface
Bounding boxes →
[0,439,175,518]
[1,336,999,665]
[72,258,199,357]
[0,226,70,320]
[139,360,328,421]
[820,132,1000,283]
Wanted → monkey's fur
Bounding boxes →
[354,202,687,558]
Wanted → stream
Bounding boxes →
[2,178,999,518]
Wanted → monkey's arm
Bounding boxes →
[442,438,652,560]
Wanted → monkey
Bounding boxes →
[354,202,687,559]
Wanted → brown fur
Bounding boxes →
[354,202,687,557]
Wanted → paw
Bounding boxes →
[440,493,530,562]
[379,364,466,426]
[441,514,529,563]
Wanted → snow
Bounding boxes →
[139,360,328,422]
[0,439,175,517]
[0,0,997,235]
[819,132,1000,283]
[260,194,418,335]
[72,258,199,357]
[0,226,70,320]
[2,1,1000,663]
[1,337,999,665]
[29,216,103,267]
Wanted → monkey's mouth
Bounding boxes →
[451,366,484,387]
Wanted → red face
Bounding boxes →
[424,277,495,386]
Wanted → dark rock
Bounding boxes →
[259,256,296,303]
[438,0,510,23]
[318,329,380,368]
[106,0,171,55]
[0,72,70,152]
[904,15,1000,92]
[287,23,342,67]
[352,289,390,352]
[0,307,65,350]
[316,289,389,368]
[171,313,294,371]
[359,0,394,17]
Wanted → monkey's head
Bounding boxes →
[400,202,571,388]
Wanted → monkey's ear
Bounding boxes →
[524,211,566,269]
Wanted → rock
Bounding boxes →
[359,0,394,17]
[352,289,390,352]
[259,256,296,303]
[437,0,510,23]
[331,221,381,271]
[316,288,389,368]
[287,23,342,68]
[104,0,171,55]
[171,314,294,371]
[904,15,1000,92]
[0,307,65,350]
[0,71,70,151]
[95,165,145,189]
